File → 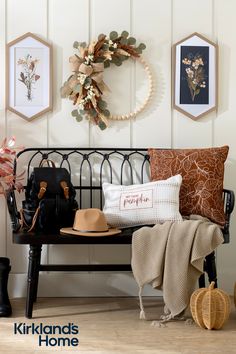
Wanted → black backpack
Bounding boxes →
[21,161,78,232]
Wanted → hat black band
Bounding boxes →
[72,228,109,233]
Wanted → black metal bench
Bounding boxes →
[7,147,235,318]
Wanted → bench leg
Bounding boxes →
[205,251,217,287]
[26,245,42,318]
[33,246,42,303]
[198,273,205,288]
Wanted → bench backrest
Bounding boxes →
[11,147,234,242]
[15,147,150,210]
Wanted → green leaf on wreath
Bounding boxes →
[112,56,122,66]
[80,42,87,48]
[103,109,110,117]
[135,47,142,54]
[98,33,105,40]
[72,109,79,117]
[74,84,81,93]
[110,31,118,40]
[72,110,83,122]
[139,43,146,50]
[128,37,136,45]
[120,37,128,45]
[60,84,71,98]
[119,55,127,62]
[98,99,108,110]
[95,57,104,63]
[102,43,109,51]
[76,115,83,122]
[121,30,129,38]
[89,109,97,118]
[104,60,110,68]
[73,41,79,49]
[195,89,200,95]
[84,77,92,86]
[98,121,107,130]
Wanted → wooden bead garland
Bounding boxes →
[109,57,154,121]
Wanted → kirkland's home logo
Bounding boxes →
[14,322,79,347]
[120,189,153,210]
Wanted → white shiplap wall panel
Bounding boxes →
[6,0,48,147]
[89,0,132,147]
[48,0,90,147]
[213,0,236,293]
[172,0,214,148]
[47,0,90,266]
[7,0,48,40]
[0,0,6,134]
[89,0,132,265]
[132,0,172,148]
[6,0,48,273]
[0,0,6,257]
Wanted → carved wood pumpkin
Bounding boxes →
[190,281,231,330]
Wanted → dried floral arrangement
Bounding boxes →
[17,54,40,101]
[60,30,147,130]
[182,54,206,102]
[0,137,24,194]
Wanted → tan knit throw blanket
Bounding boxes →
[131,215,224,323]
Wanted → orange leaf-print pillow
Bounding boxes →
[148,146,229,225]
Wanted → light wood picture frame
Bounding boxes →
[6,32,52,121]
[173,32,218,120]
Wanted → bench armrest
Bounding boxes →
[222,189,235,243]
[5,189,21,232]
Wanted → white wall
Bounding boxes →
[0,0,235,297]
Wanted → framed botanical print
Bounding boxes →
[173,32,218,120]
[6,32,52,121]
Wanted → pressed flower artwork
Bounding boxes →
[17,54,40,101]
[173,33,217,120]
[180,46,209,104]
[15,47,44,106]
[7,32,52,120]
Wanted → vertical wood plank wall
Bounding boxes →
[0,0,235,296]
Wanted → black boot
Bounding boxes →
[0,257,12,317]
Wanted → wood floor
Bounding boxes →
[0,297,236,353]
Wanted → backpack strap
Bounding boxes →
[39,159,56,168]
[60,181,69,199]
[38,181,47,199]
[19,207,39,232]
[27,207,40,232]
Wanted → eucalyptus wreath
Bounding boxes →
[60,30,147,130]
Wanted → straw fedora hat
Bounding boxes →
[60,208,121,236]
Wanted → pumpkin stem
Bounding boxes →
[209,281,215,290]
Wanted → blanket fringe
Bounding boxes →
[137,285,193,326]
[138,286,146,320]
[151,313,187,327]
[140,310,146,320]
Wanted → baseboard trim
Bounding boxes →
[9,272,162,298]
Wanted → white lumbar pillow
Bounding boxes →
[102,174,182,228]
